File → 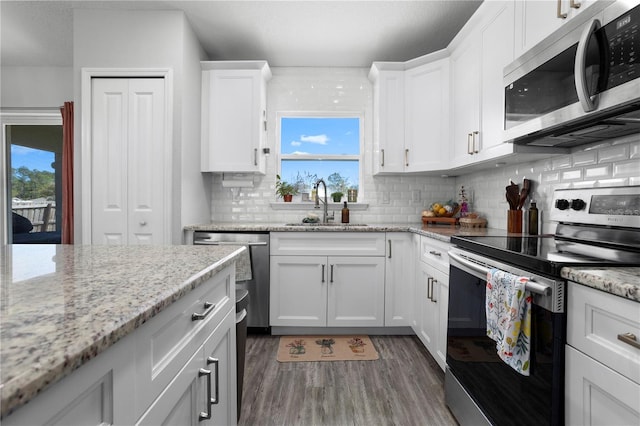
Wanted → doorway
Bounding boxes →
[1,112,63,244]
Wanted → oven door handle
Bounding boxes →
[448,251,552,296]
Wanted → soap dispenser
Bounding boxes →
[341,201,350,223]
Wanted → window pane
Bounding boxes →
[281,160,359,193]
[281,117,360,155]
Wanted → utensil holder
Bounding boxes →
[507,209,523,234]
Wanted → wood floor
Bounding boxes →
[238,334,458,426]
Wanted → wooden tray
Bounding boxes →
[459,217,487,228]
[422,216,458,227]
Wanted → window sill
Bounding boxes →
[270,202,369,211]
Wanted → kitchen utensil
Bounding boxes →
[517,178,531,210]
[506,182,520,210]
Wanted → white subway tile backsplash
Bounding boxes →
[598,144,629,163]
[572,150,597,166]
[584,164,611,178]
[551,156,572,169]
[613,160,640,178]
[561,169,582,181]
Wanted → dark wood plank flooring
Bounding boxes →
[239,334,458,426]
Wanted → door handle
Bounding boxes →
[321,264,325,283]
[618,332,640,350]
[198,368,212,421]
[192,302,216,321]
[427,277,433,301]
[388,240,392,259]
[405,148,409,167]
[472,131,479,154]
[575,18,602,112]
[381,148,385,167]
[570,0,581,9]
[330,264,334,283]
[207,357,220,405]
[432,279,438,303]
[254,148,258,166]
[467,133,474,155]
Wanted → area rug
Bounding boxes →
[277,335,379,362]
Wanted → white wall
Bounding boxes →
[73,9,210,243]
[1,66,72,108]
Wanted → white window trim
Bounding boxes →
[276,111,364,200]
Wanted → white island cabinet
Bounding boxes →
[1,245,241,426]
[270,232,386,328]
[201,61,271,174]
[566,282,640,425]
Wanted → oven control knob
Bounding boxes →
[555,199,570,210]
[571,199,586,211]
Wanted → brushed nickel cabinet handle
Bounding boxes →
[198,368,212,421]
[207,357,220,405]
[388,240,392,259]
[192,302,216,321]
[432,279,438,303]
[427,277,433,301]
[330,264,334,283]
[473,131,479,154]
[321,264,325,283]
[254,148,258,166]
[618,332,640,350]
[381,149,385,167]
[557,0,567,18]
[570,0,581,9]
[429,250,442,257]
[405,148,409,167]
[467,133,474,155]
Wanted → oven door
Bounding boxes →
[446,249,566,426]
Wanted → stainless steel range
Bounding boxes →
[446,186,640,426]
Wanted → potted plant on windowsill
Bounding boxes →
[330,192,343,203]
[275,174,298,202]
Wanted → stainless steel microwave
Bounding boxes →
[504,0,640,148]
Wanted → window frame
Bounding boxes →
[276,111,364,199]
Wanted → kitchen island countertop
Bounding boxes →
[0,244,248,418]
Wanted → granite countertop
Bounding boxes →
[0,244,248,418]
[561,266,640,303]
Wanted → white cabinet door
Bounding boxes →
[201,63,270,174]
[514,0,606,58]
[404,59,450,172]
[327,256,385,327]
[91,78,166,245]
[371,69,405,174]
[478,1,515,156]
[450,35,481,167]
[203,310,236,426]
[416,258,449,371]
[385,232,414,327]
[565,345,640,426]
[270,255,327,326]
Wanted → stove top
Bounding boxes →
[451,234,639,277]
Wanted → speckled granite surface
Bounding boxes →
[0,244,248,418]
[561,267,640,302]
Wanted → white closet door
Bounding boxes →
[91,78,166,245]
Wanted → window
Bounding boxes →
[278,113,361,200]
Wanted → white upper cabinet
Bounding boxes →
[404,59,450,172]
[514,0,609,58]
[449,1,515,168]
[369,54,450,174]
[201,61,271,174]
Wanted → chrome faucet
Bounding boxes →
[314,178,333,223]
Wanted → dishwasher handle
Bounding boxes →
[195,240,268,246]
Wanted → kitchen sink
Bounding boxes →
[284,223,368,227]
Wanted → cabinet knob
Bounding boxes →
[140,221,147,226]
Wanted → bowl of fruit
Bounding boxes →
[430,202,460,217]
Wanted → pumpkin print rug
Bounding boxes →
[277,335,379,362]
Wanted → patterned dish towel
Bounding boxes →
[486,268,532,376]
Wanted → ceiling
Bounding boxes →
[1,0,483,68]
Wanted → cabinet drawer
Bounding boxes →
[419,236,450,273]
[567,282,640,384]
[134,265,234,417]
[270,232,385,256]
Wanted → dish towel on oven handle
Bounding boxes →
[486,268,532,376]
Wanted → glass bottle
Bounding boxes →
[341,201,349,223]
[528,200,538,235]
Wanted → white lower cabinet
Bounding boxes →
[137,309,236,426]
[414,236,450,371]
[566,282,640,425]
[270,232,386,328]
[384,232,414,326]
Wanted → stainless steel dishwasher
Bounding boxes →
[193,232,270,333]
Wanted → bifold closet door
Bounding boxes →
[91,78,166,245]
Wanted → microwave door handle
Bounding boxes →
[575,18,601,112]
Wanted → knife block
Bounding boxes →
[507,210,523,234]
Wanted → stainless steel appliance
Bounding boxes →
[194,232,270,332]
[446,186,640,425]
[504,1,640,147]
